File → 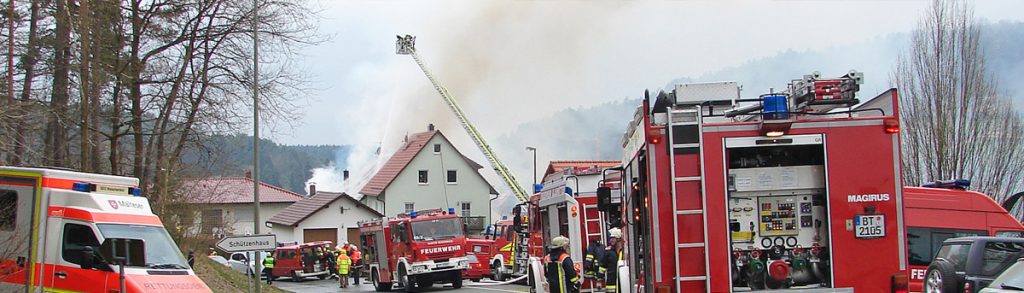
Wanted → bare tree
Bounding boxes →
[893,0,1024,207]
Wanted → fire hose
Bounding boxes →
[467,274,528,286]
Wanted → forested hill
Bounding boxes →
[181,134,349,194]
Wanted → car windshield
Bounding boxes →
[410,218,464,241]
[97,224,190,269]
[990,260,1024,290]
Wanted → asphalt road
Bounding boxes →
[271,276,529,293]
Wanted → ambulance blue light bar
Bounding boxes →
[70,182,143,196]
[72,182,94,192]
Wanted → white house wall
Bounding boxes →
[383,134,493,224]
[271,198,378,245]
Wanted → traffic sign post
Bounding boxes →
[217,235,276,293]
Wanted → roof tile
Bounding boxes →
[267,192,383,226]
[179,177,304,204]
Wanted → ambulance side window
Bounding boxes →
[62,223,100,265]
[0,190,15,231]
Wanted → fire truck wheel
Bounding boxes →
[401,268,417,293]
[291,271,301,282]
[372,270,392,292]
[451,271,463,289]
[492,262,505,281]
[925,260,959,293]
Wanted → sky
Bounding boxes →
[272,0,1024,197]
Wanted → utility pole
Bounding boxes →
[251,0,261,292]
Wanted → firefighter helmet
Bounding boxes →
[550,236,570,249]
[609,227,622,239]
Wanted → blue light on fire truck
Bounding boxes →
[411,210,418,218]
[449,207,456,214]
[762,95,790,120]
[72,182,93,192]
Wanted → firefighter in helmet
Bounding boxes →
[544,236,580,293]
[602,228,624,293]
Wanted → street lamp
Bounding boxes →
[525,146,537,191]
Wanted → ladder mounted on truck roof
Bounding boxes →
[395,35,530,203]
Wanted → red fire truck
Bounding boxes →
[602,72,909,292]
[483,219,515,281]
[904,180,1024,292]
[360,208,470,292]
[518,165,622,292]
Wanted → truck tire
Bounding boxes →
[400,266,416,293]
[291,271,301,282]
[925,260,960,293]
[318,273,327,280]
[451,271,463,289]
[492,261,505,281]
[373,270,392,292]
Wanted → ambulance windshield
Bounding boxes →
[97,224,190,269]
[411,218,464,241]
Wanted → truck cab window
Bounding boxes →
[62,223,100,265]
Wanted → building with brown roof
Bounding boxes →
[178,173,304,237]
[358,125,498,232]
[267,191,382,246]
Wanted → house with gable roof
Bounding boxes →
[178,173,304,237]
[358,125,498,232]
[267,191,382,245]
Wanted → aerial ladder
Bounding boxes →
[395,35,530,203]
[396,35,533,278]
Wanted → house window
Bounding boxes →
[433,144,441,154]
[0,190,16,231]
[447,170,457,184]
[460,202,471,217]
[62,223,100,265]
[405,202,415,214]
[201,209,224,234]
[418,170,428,184]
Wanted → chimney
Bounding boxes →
[244,170,252,179]
[343,169,350,181]
[428,123,435,131]
[308,183,316,197]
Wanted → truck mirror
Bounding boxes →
[512,206,523,233]
[597,187,612,212]
[100,238,146,267]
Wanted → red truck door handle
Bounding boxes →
[55,271,67,278]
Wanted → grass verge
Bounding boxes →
[194,255,289,293]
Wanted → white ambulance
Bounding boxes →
[0,166,211,292]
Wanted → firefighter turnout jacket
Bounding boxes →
[337,253,351,275]
[263,255,275,269]
[585,239,605,278]
[544,248,579,293]
[602,245,622,292]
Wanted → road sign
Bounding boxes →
[215,234,277,253]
